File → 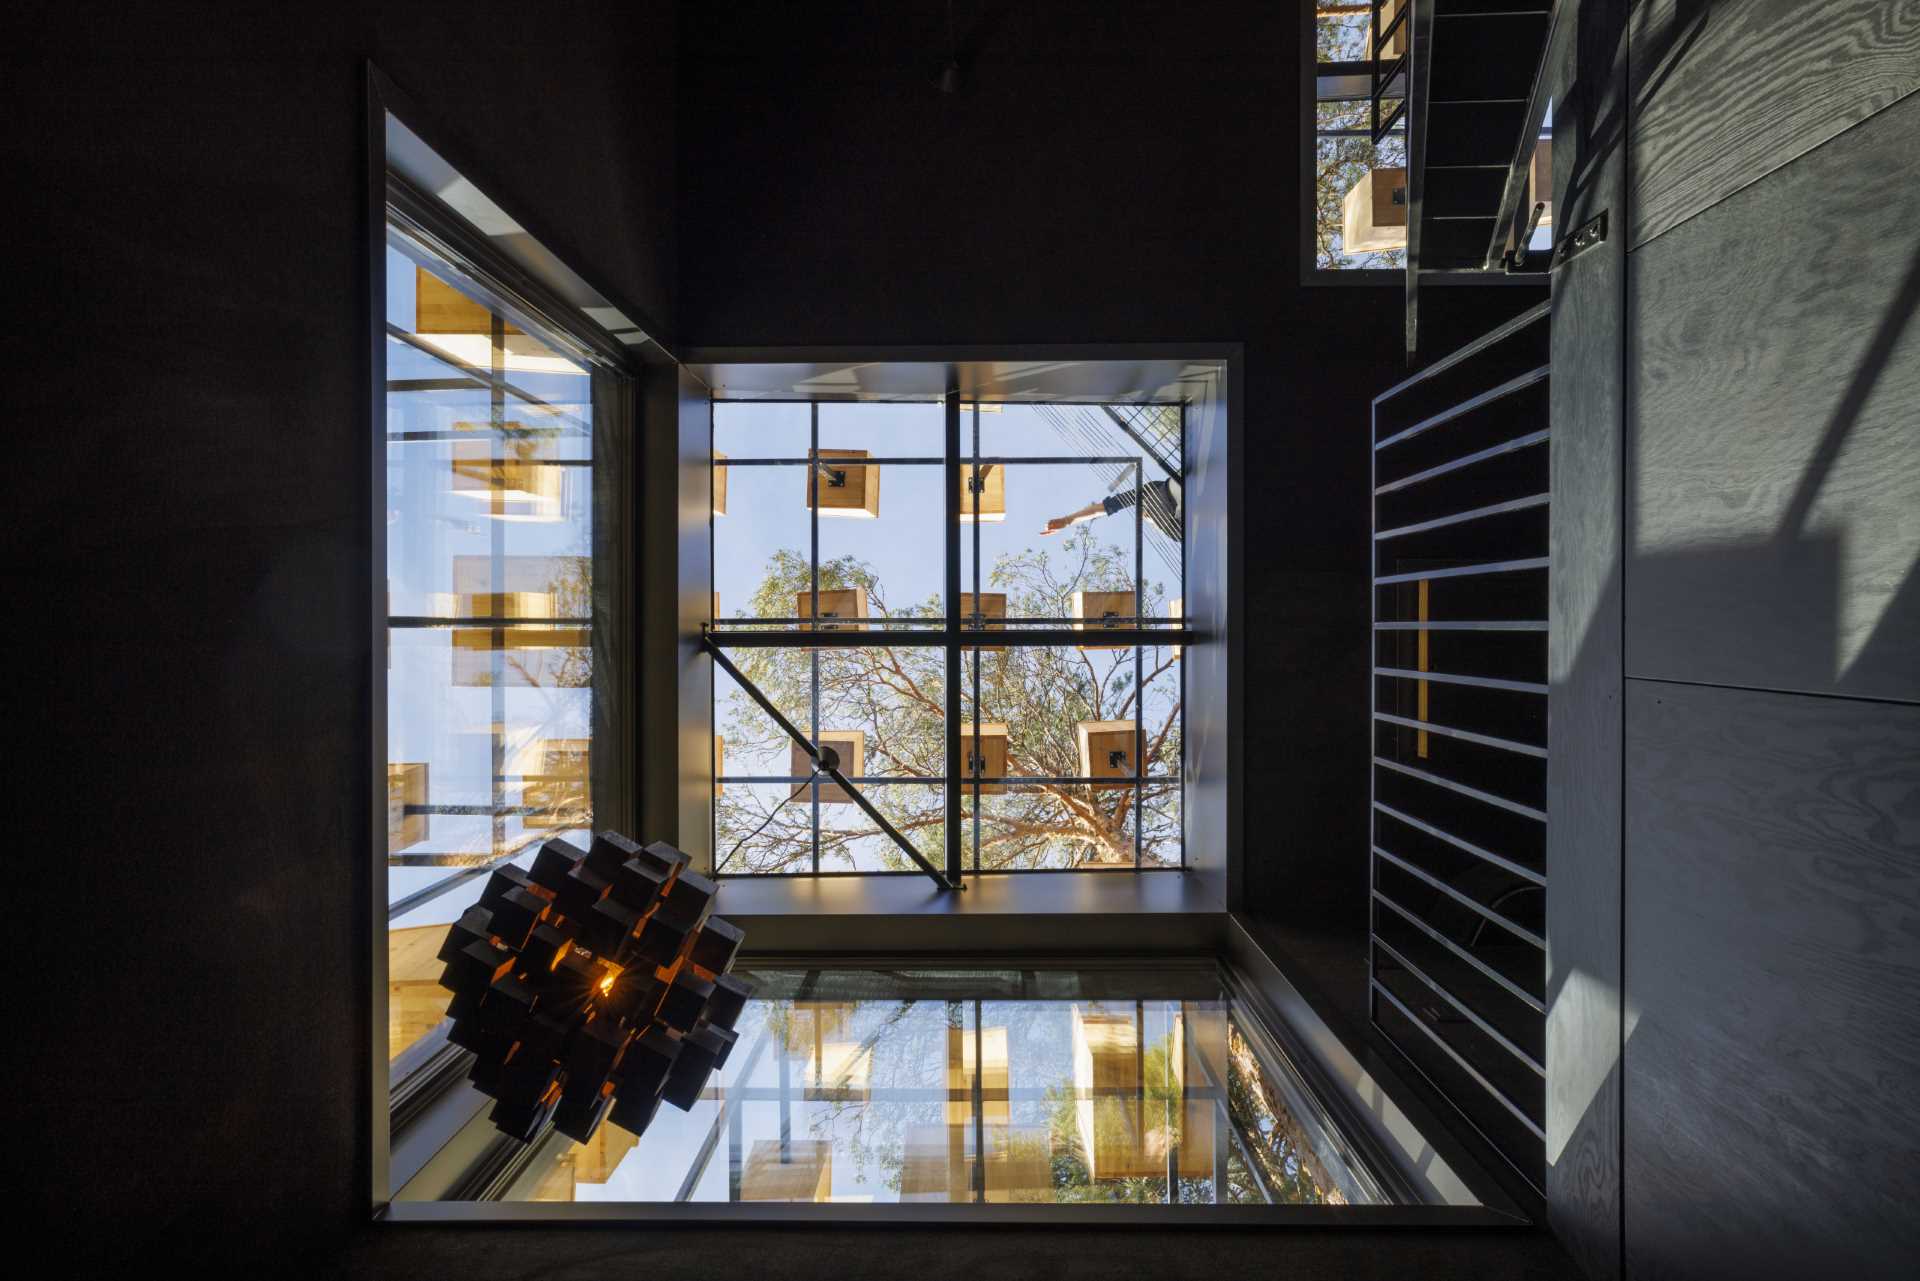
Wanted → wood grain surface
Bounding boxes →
[1546,1,1630,1276]
[1628,0,1920,249]
[1627,88,1920,704]
[1624,679,1920,1280]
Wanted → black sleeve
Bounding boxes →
[1101,490,1137,515]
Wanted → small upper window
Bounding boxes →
[1311,2,1407,271]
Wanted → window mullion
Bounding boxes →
[944,390,963,885]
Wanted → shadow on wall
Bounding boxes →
[1626,236,1920,702]
[1546,157,1920,1281]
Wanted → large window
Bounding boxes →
[380,193,631,1068]
[711,399,1185,875]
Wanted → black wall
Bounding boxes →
[9,0,676,1266]
[1546,2,1920,1278]
[676,0,1544,1027]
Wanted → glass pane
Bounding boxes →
[816,463,946,621]
[818,782,946,873]
[716,781,815,875]
[713,399,809,459]
[713,460,812,624]
[817,399,943,449]
[960,466,1147,623]
[494,965,1405,1207]
[1140,782,1182,869]
[1316,4,1375,63]
[383,240,600,1065]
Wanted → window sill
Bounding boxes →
[715,870,1226,954]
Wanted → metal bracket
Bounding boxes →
[965,463,994,493]
[1504,201,1549,273]
[811,456,848,488]
[703,636,959,891]
[1551,211,1608,271]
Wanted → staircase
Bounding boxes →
[1370,1,1560,350]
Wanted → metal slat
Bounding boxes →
[1373,981,1546,1141]
[1374,801,1544,885]
[1375,428,1549,495]
[1374,666,1548,694]
[1373,302,1550,406]
[1373,710,1547,758]
[1374,755,1548,821]
[1373,844,1545,948]
[1374,556,1548,586]
[1373,890,1544,1014]
[1374,492,1550,540]
[1372,933,1545,1073]
[1374,620,1546,631]
[1375,366,1551,451]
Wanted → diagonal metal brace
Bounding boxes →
[704,635,960,891]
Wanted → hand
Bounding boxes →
[1040,514,1074,536]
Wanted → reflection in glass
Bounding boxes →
[493,966,1397,1208]
[383,239,599,1063]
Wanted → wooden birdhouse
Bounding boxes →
[449,436,564,521]
[791,730,865,802]
[713,451,728,516]
[740,1138,832,1202]
[449,553,584,670]
[450,624,589,686]
[456,589,554,619]
[415,271,579,375]
[522,738,589,829]
[902,1024,1047,1203]
[780,1000,855,1054]
[813,1040,873,1099]
[415,267,520,336]
[387,762,429,851]
[568,1113,640,1187]
[959,721,1011,795]
[957,463,1006,522]
[1077,720,1138,786]
[1371,0,1407,60]
[1072,590,1138,649]
[1070,1004,1212,1181]
[714,734,725,797]
[387,922,453,1059]
[1168,597,1184,660]
[795,586,869,632]
[805,448,880,517]
[959,591,1007,650]
[1341,166,1409,254]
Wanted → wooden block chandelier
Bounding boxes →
[435,832,752,1145]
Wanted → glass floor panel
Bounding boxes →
[495,962,1407,1207]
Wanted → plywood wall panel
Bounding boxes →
[1628,0,1920,249]
[1624,679,1920,1280]
[1627,90,1920,704]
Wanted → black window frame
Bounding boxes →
[708,392,1189,879]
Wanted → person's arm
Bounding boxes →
[1040,499,1108,535]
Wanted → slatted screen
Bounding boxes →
[1369,302,1550,1191]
